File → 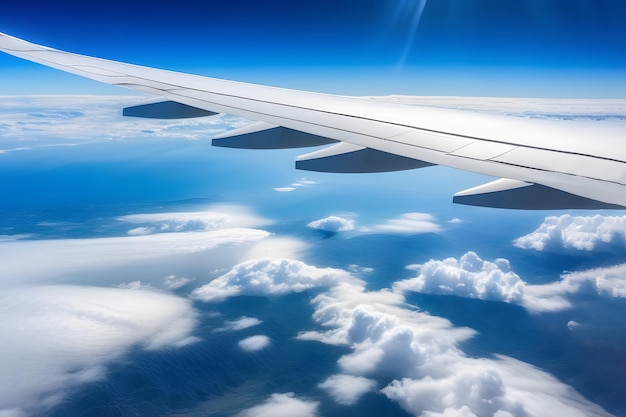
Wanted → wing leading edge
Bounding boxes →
[1,32,624,209]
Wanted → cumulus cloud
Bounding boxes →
[192,258,356,302]
[238,335,271,352]
[394,252,525,304]
[292,262,610,417]
[235,393,318,417]
[396,252,572,313]
[318,374,376,405]
[399,251,626,314]
[0,285,197,415]
[523,263,626,309]
[307,216,355,233]
[360,213,440,234]
[383,355,610,417]
[514,214,626,251]
[214,316,262,332]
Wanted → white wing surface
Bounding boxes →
[1,32,624,209]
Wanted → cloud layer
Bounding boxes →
[0,285,197,415]
[0,228,270,284]
[0,95,246,151]
[119,205,272,235]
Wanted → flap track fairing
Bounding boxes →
[296,142,434,173]
[212,121,337,149]
[123,99,218,119]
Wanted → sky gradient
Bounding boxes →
[1,0,625,97]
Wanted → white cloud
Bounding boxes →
[408,253,626,313]
[127,226,156,236]
[523,263,626,311]
[293,178,317,187]
[292,261,611,417]
[367,96,626,120]
[514,214,626,251]
[215,316,262,332]
[360,213,440,234]
[383,355,610,417]
[0,204,289,415]
[238,335,271,352]
[348,264,374,274]
[307,216,355,233]
[192,258,356,302]
[318,374,376,405]
[0,285,197,415]
[118,205,272,234]
[235,393,318,417]
[0,95,247,149]
[394,252,525,304]
[273,178,316,193]
[0,235,32,242]
[448,218,463,224]
[164,274,195,290]
[0,227,270,285]
[567,321,581,331]
[242,236,310,261]
[421,406,479,417]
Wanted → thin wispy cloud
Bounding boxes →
[360,213,440,234]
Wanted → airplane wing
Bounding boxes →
[1,32,624,209]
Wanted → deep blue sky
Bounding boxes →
[1,0,625,96]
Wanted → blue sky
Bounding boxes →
[1,0,625,97]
